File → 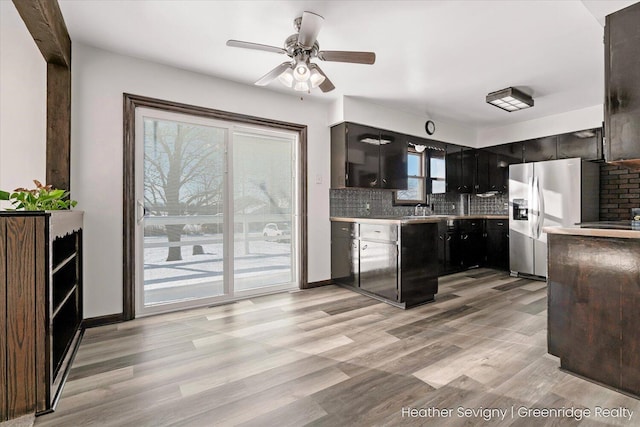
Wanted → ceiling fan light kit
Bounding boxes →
[486,87,534,112]
[293,60,310,81]
[226,11,375,93]
[278,68,294,87]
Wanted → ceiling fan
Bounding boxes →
[226,11,376,93]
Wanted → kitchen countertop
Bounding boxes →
[544,221,640,239]
[331,214,508,225]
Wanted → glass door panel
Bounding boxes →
[141,114,227,309]
[232,130,297,292]
[135,108,300,316]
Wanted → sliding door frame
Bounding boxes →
[123,93,308,320]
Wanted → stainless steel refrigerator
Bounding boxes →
[509,158,599,278]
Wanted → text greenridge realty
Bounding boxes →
[401,406,634,422]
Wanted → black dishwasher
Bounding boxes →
[359,223,398,301]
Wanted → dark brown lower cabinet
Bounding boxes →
[331,220,439,308]
[547,234,640,398]
[0,211,83,422]
[485,219,509,270]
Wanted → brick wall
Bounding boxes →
[600,164,640,220]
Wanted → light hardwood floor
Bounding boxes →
[34,269,640,426]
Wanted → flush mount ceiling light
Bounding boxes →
[486,87,534,112]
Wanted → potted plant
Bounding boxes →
[0,180,77,210]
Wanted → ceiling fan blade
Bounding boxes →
[312,64,335,92]
[297,11,324,49]
[226,39,286,55]
[254,62,291,86]
[318,50,376,64]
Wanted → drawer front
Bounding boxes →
[331,221,358,239]
[360,223,398,242]
[485,219,507,230]
[458,219,483,232]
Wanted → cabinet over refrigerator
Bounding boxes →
[508,158,599,279]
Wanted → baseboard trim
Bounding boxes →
[304,279,333,289]
[82,313,125,328]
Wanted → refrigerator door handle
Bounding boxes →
[536,175,545,238]
[528,175,535,238]
[532,176,541,239]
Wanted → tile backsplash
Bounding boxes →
[330,189,508,217]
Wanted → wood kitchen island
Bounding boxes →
[545,223,640,399]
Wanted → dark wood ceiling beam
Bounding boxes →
[12,0,71,67]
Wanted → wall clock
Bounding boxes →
[425,120,435,135]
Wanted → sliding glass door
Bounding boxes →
[135,108,299,315]
[232,129,297,293]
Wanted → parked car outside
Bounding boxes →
[262,222,290,242]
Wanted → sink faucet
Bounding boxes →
[414,204,423,216]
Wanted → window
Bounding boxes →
[394,148,426,204]
[429,149,446,194]
[394,144,446,205]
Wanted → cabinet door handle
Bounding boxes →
[447,235,452,241]
[382,178,388,184]
[439,236,444,240]
[362,244,368,250]
[497,222,504,226]
[370,178,378,186]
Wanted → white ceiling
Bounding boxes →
[58,0,637,130]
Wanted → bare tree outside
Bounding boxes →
[144,119,225,261]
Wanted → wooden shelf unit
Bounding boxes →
[0,211,83,422]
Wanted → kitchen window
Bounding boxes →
[429,148,446,194]
[394,148,426,204]
[394,145,446,205]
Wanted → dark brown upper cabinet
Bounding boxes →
[444,144,461,193]
[484,142,523,193]
[475,150,491,194]
[523,136,557,162]
[476,149,510,194]
[605,2,640,165]
[446,144,474,194]
[488,141,524,164]
[379,130,409,189]
[331,122,407,190]
[557,128,603,161]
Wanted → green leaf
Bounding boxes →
[2,181,78,211]
[49,189,66,198]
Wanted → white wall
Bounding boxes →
[0,1,46,206]
[476,104,603,147]
[330,96,477,145]
[72,43,331,318]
